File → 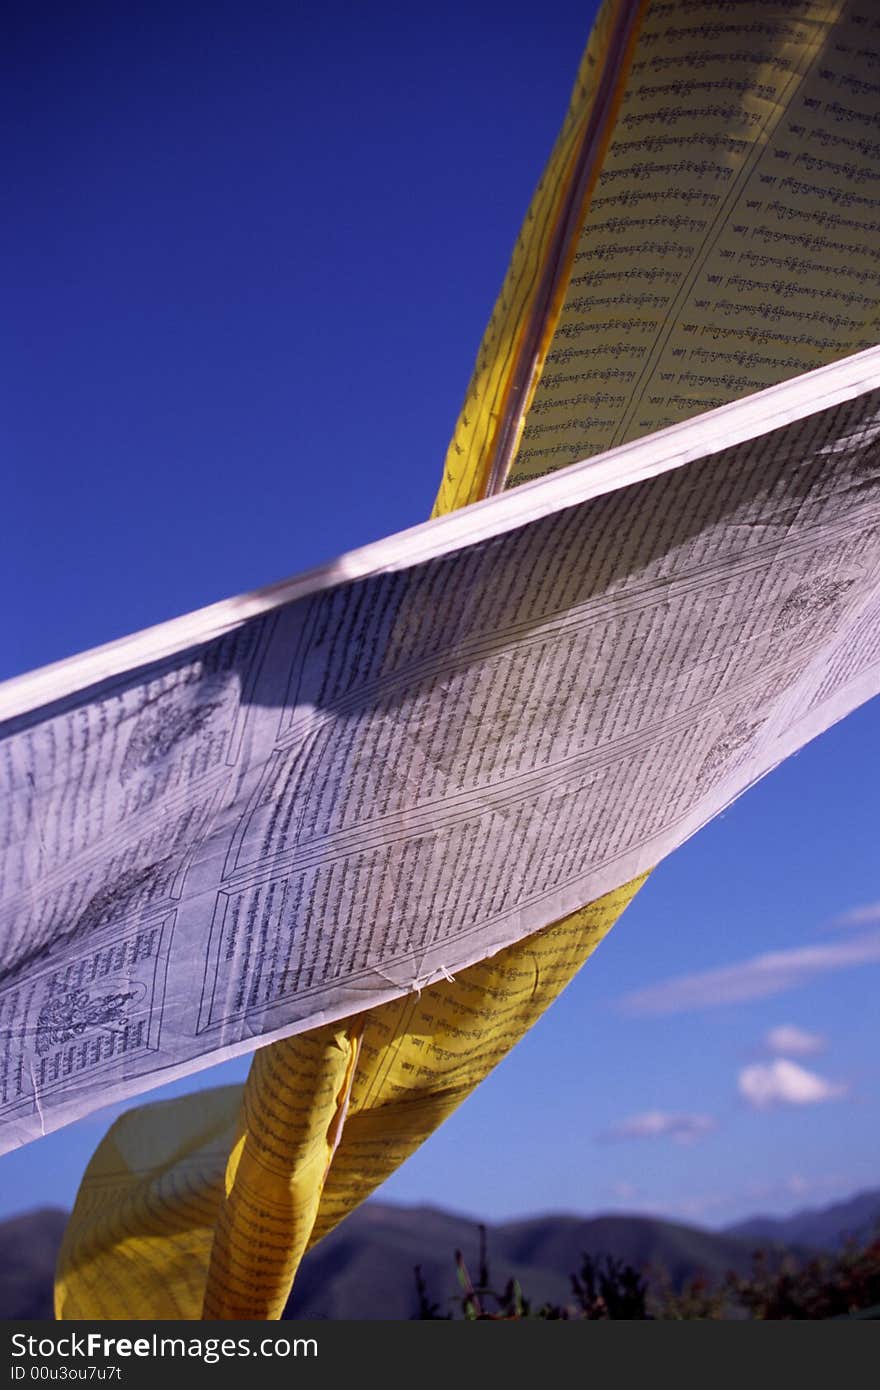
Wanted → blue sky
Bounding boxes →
[3,0,877,1230]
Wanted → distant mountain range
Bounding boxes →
[281,1202,799,1319]
[2,1189,877,1320]
[725,1189,880,1252]
[0,1208,67,1320]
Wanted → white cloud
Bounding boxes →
[600,1110,715,1144]
[619,930,880,1015]
[830,901,880,930]
[764,1024,825,1056]
[738,1058,846,1110]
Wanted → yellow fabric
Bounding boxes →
[432,0,638,513]
[201,1022,363,1318]
[505,0,857,483]
[55,878,645,1318]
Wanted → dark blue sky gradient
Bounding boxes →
[4,0,599,674]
